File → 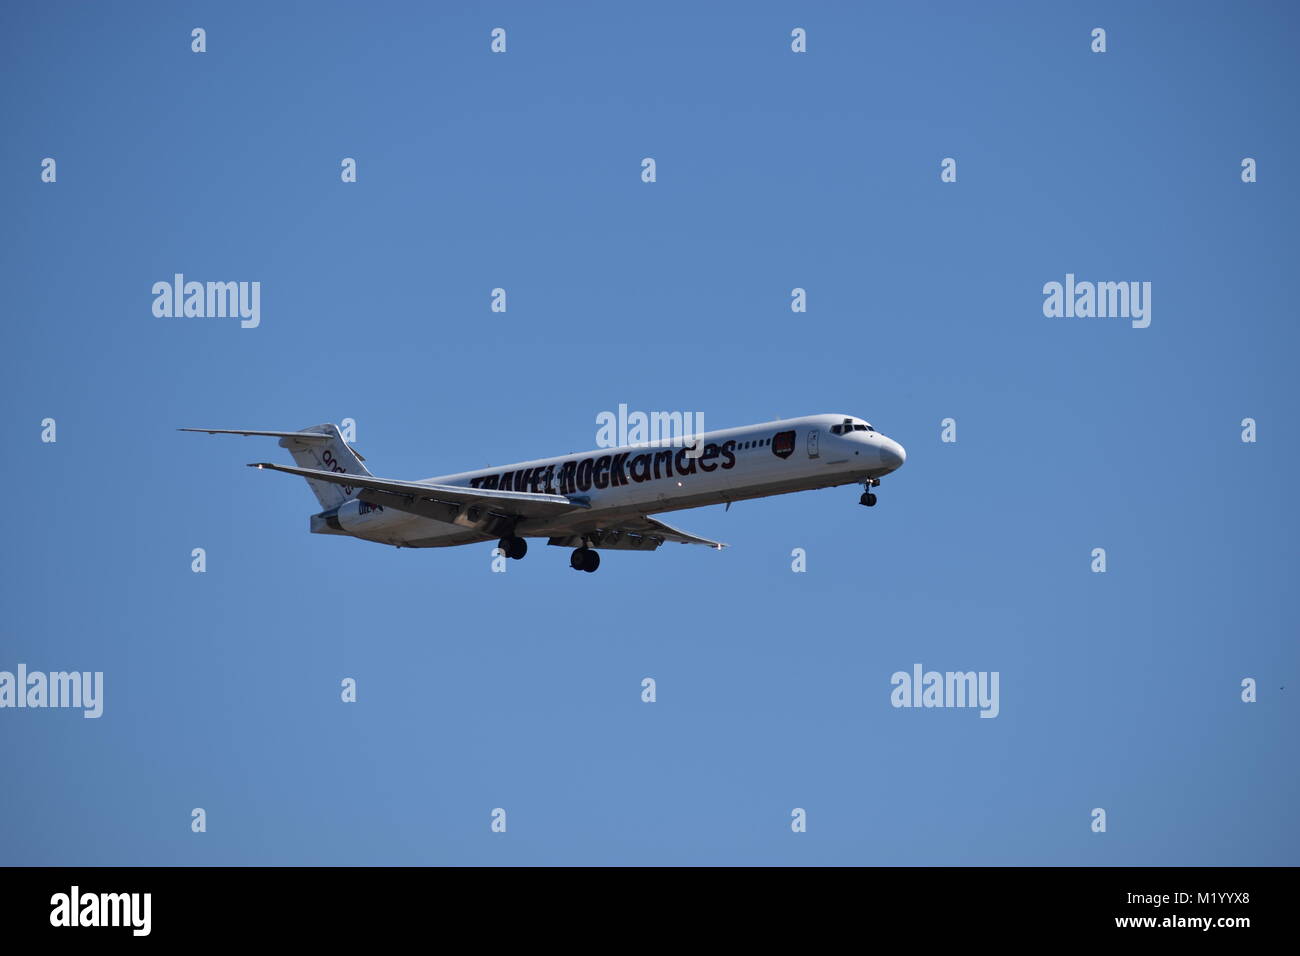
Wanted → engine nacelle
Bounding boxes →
[335,497,407,534]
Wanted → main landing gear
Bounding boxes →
[569,547,600,573]
[859,477,881,508]
[498,536,528,560]
[498,534,600,571]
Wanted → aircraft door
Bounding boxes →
[807,428,819,458]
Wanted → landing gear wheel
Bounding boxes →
[570,547,600,572]
[859,492,878,507]
[499,536,527,559]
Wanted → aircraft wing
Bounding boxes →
[248,461,722,548]
[547,514,727,551]
[247,462,584,520]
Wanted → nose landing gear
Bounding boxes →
[859,477,881,507]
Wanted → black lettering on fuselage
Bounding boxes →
[653,449,673,479]
[674,447,697,475]
[558,460,577,494]
[610,452,629,486]
[469,435,753,501]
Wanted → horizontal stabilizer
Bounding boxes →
[184,423,372,506]
[179,428,336,441]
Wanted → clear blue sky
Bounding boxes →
[2,1,1296,865]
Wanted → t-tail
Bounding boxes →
[178,423,372,509]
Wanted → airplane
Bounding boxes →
[181,414,906,573]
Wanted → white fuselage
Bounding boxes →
[330,414,905,548]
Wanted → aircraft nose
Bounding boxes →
[880,437,906,471]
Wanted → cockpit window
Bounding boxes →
[833,422,875,434]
